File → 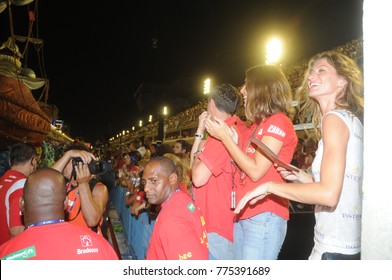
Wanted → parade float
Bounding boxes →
[0,1,55,149]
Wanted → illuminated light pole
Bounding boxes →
[148,115,153,122]
[266,38,283,65]
[158,106,168,142]
[203,78,211,95]
[139,120,143,127]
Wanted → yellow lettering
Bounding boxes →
[179,252,192,260]
[200,229,207,244]
[200,216,206,226]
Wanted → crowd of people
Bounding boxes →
[0,50,364,260]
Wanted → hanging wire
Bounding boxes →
[5,0,49,111]
[7,0,15,39]
[20,0,37,61]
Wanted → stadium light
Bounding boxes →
[266,38,283,65]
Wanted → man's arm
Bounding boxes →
[190,111,213,187]
[191,152,212,187]
[8,184,25,238]
[75,163,108,227]
[190,111,207,167]
[51,150,96,173]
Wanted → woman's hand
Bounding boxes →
[276,166,313,183]
[234,183,270,214]
[205,116,230,141]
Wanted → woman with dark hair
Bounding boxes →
[205,64,297,260]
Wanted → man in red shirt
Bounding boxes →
[0,143,38,245]
[143,157,208,260]
[191,84,248,259]
[0,168,118,260]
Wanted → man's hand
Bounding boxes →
[130,201,146,216]
[197,111,208,133]
[75,162,93,184]
[66,150,96,164]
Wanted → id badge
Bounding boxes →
[231,190,236,209]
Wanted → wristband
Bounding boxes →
[194,133,203,138]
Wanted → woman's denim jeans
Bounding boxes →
[234,212,287,260]
[208,232,234,260]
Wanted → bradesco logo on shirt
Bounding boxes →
[76,235,99,255]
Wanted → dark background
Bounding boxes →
[0,0,363,143]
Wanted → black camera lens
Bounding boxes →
[88,160,110,175]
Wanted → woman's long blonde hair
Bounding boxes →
[163,153,191,191]
[296,51,364,138]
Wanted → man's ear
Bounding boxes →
[169,172,178,185]
[64,197,68,210]
[19,196,25,213]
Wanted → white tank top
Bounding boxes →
[312,109,363,254]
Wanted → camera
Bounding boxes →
[71,157,111,179]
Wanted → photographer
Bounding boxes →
[51,145,109,235]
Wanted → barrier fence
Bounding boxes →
[109,185,155,260]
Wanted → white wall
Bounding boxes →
[362,0,392,259]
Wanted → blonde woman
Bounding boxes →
[235,51,364,260]
[164,153,191,196]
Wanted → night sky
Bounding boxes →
[0,0,363,143]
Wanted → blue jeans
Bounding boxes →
[208,232,234,260]
[234,212,287,260]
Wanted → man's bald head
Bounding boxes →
[22,168,67,223]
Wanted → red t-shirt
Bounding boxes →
[0,170,25,245]
[194,116,248,242]
[179,181,190,197]
[146,191,208,260]
[236,112,298,220]
[0,222,118,260]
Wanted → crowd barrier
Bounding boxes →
[109,185,155,260]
